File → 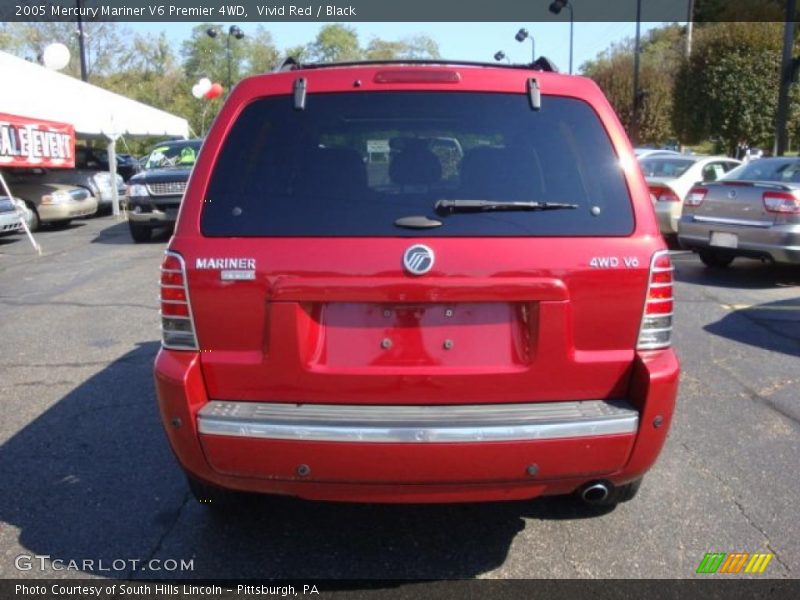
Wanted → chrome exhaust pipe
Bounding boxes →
[580,481,610,504]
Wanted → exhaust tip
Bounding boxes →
[580,481,611,504]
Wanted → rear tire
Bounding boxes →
[128,222,152,243]
[609,478,642,504]
[698,250,734,269]
[25,203,40,232]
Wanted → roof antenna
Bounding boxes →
[294,77,307,110]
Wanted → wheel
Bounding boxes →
[698,249,734,268]
[186,475,240,510]
[25,202,40,232]
[128,222,152,243]
[50,219,72,229]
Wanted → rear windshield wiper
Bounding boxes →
[435,199,579,215]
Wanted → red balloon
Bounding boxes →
[205,83,224,99]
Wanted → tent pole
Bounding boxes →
[106,135,120,218]
[0,172,41,255]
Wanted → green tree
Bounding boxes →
[0,21,129,80]
[364,35,440,60]
[581,24,685,145]
[672,22,786,153]
[306,24,362,62]
[245,26,280,75]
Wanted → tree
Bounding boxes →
[245,26,280,75]
[0,21,129,80]
[364,35,440,60]
[581,24,685,145]
[306,24,362,62]
[672,22,786,153]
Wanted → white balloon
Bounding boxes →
[43,43,70,70]
[191,84,204,99]
[197,78,212,94]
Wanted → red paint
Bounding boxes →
[154,64,679,503]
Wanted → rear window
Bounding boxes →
[145,141,201,170]
[725,159,800,183]
[201,92,633,237]
[639,158,696,179]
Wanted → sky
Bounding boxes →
[128,21,668,74]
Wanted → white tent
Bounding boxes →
[0,50,190,247]
[0,50,189,138]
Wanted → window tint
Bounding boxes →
[201,92,634,237]
[727,158,800,183]
[145,141,202,170]
[701,162,727,182]
[639,158,696,179]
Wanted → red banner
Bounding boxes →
[0,112,75,169]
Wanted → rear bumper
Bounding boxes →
[154,349,679,503]
[655,202,681,235]
[38,198,98,221]
[0,211,23,234]
[126,195,179,227]
[678,217,800,264]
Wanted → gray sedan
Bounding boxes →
[677,157,800,267]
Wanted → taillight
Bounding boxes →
[762,191,800,214]
[649,186,680,202]
[637,250,673,350]
[160,251,198,350]
[684,187,707,207]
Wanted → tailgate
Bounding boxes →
[181,237,653,405]
[691,182,778,226]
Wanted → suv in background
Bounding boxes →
[154,61,680,510]
[124,139,202,243]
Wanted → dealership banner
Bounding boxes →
[0,113,75,169]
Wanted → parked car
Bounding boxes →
[678,157,800,267]
[640,155,741,236]
[4,179,97,230]
[154,60,679,510]
[77,147,142,181]
[124,139,202,243]
[4,165,125,215]
[0,195,33,236]
[634,148,680,160]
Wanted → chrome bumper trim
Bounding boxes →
[197,400,639,443]
[692,215,772,228]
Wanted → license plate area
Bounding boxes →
[307,302,535,370]
[710,231,738,248]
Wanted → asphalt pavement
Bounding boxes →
[0,216,798,580]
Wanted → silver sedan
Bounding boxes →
[677,157,800,267]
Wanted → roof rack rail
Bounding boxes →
[270,57,561,74]
[274,56,300,72]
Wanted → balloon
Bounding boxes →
[197,77,212,94]
[205,83,224,99]
[191,84,203,99]
[43,43,70,70]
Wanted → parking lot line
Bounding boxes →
[721,303,800,311]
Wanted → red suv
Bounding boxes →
[154,60,679,509]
